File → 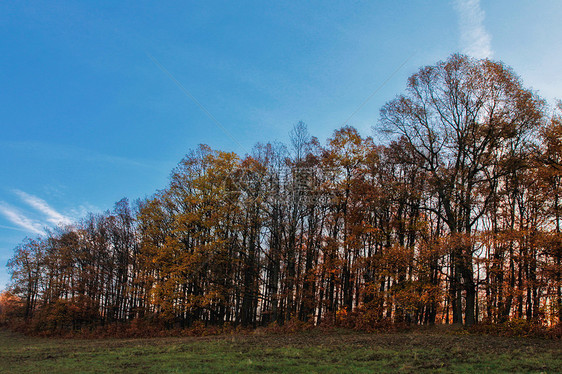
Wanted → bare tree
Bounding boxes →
[380,54,544,325]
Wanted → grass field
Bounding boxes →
[0,328,560,373]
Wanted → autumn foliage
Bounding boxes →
[4,55,562,336]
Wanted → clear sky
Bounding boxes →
[1,0,561,289]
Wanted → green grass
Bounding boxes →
[0,328,560,373]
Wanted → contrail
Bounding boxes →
[454,0,493,59]
[146,52,249,155]
[342,51,415,126]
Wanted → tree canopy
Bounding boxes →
[2,55,561,333]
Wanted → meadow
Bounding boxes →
[1,328,560,373]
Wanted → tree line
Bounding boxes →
[2,54,561,332]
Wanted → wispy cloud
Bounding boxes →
[0,191,76,236]
[0,141,165,170]
[14,190,73,226]
[0,203,46,235]
[0,224,34,233]
[454,0,493,59]
[67,203,100,219]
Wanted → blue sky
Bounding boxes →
[1,0,561,289]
